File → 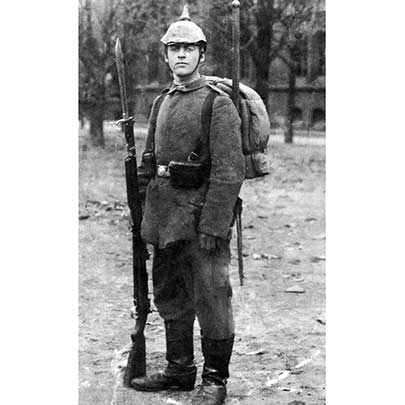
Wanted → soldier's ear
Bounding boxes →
[200,52,205,63]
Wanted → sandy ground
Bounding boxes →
[79,125,325,404]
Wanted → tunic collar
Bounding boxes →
[167,76,207,94]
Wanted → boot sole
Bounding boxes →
[131,383,195,392]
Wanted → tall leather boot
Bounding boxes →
[191,335,235,405]
[131,320,196,391]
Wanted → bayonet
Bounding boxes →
[115,38,130,120]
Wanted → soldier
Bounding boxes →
[131,6,245,405]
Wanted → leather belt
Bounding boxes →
[157,165,170,178]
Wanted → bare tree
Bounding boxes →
[79,0,118,147]
[275,0,325,142]
[238,0,324,143]
[240,0,323,101]
[79,0,186,146]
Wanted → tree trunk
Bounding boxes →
[284,67,296,144]
[208,0,232,77]
[147,42,159,83]
[89,104,105,147]
[254,59,270,107]
[306,33,314,84]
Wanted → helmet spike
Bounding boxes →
[179,4,191,21]
[161,3,206,45]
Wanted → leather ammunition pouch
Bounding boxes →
[168,161,209,188]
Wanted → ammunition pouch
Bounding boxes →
[168,161,209,188]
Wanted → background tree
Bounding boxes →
[79,0,196,146]
[205,0,233,78]
[274,0,325,142]
[240,0,324,100]
[238,0,324,143]
[79,0,163,146]
[79,0,119,147]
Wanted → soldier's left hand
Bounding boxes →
[198,232,218,251]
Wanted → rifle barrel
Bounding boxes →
[231,0,240,110]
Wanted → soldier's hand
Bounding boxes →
[198,232,218,251]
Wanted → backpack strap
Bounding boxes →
[147,85,223,162]
[188,86,219,161]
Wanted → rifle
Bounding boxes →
[115,38,150,386]
[231,0,244,286]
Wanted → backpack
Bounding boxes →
[204,76,270,179]
[148,75,271,179]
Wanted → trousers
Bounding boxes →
[152,238,235,340]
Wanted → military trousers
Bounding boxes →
[152,238,235,340]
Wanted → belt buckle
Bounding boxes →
[157,165,170,178]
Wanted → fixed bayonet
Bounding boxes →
[115,38,130,120]
[115,37,150,386]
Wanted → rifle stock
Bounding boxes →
[122,141,150,386]
[115,39,150,387]
[232,0,244,286]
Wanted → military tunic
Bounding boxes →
[139,75,245,339]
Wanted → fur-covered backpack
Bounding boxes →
[205,76,270,179]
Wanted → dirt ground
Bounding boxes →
[79,123,325,404]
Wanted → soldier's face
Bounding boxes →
[165,43,205,79]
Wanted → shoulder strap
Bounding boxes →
[145,93,167,156]
[201,89,218,142]
[191,88,218,160]
[147,87,219,161]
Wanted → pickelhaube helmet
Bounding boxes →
[161,5,207,46]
